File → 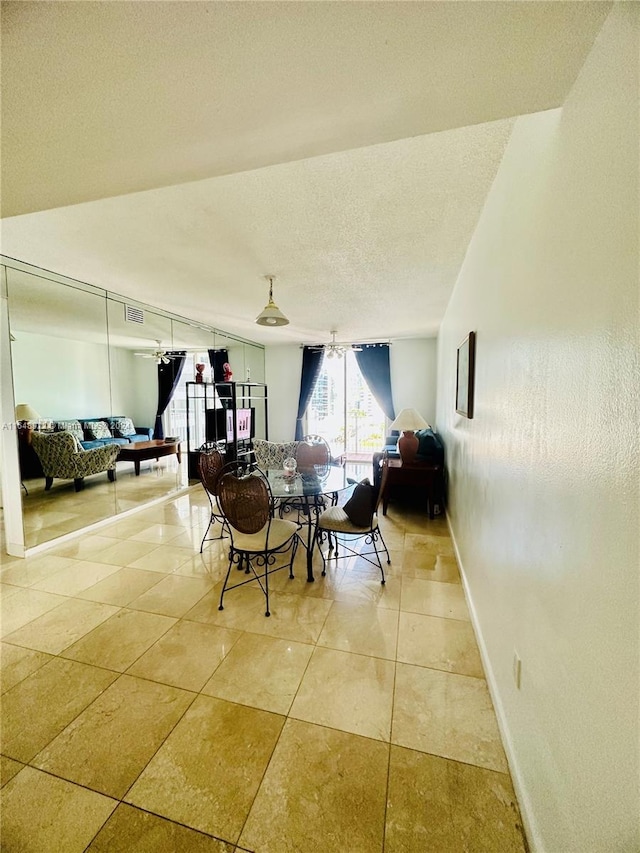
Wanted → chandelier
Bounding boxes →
[325,330,347,359]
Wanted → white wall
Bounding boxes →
[391,337,437,426]
[12,333,158,430]
[436,6,639,851]
[12,331,111,419]
[109,346,157,430]
[265,337,437,440]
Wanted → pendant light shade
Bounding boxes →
[256,275,289,327]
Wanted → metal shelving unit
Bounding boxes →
[185,381,268,479]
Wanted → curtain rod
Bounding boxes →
[299,340,392,349]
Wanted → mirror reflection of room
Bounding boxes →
[4,260,265,552]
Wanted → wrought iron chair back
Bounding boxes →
[216,461,299,616]
[198,444,227,552]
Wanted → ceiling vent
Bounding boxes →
[125,304,144,325]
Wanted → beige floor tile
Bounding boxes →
[0,587,68,637]
[235,589,334,644]
[0,581,23,600]
[51,534,123,561]
[62,608,177,671]
[401,576,470,620]
[34,674,195,798]
[125,695,284,842]
[1,755,24,787]
[239,718,388,853]
[173,552,229,581]
[128,522,190,544]
[127,573,214,617]
[3,597,120,655]
[0,553,76,587]
[290,646,394,741]
[99,518,154,540]
[86,803,235,852]
[1,657,118,762]
[169,526,213,550]
[317,600,399,659]
[184,584,259,625]
[202,632,313,713]
[0,766,118,853]
[31,559,122,596]
[188,585,334,645]
[126,544,197,573]
[334,571,402,610]
[0,642,53,693]
[397,611,484,677]
[77,567,165,606]
[402,551,462,582]
[392,663,508,772]
[385,746,526,852]
[128,621,242,692]
[404,531,454,553]
[91,539,161,567]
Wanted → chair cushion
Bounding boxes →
[343,479,376,527]
[110,417,136,438]
[232,518,299,551]
[85,420,112,440]
[318,505,379,533]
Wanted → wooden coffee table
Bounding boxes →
[117,439,181,476]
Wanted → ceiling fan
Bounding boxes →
[134,340,181,365]
[308,331,363,359]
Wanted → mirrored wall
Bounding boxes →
[2,257,265,552]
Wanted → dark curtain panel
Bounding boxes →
[208,348,232,406]
[295,346,324,440]
[154,352,186,439]
[208,349,229,383]
[355,344,396,421]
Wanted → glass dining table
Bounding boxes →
[265,465,351,582]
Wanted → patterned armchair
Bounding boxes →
[31,430,120,492]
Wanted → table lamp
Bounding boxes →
[15,403,41,426]
[15,403,42,444]
[389,408,429,464]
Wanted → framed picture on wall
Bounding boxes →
[456,331,476,418]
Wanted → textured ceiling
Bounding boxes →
[0,1,610,344]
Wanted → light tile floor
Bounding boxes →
[1,488,528,852]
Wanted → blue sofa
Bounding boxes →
[54,416,153,451]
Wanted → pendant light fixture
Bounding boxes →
[255,275,289,327]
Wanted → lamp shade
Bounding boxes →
[389,408,429,432]
[256,275,289,327]
[15,403,41,423]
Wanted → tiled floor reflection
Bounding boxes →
[1,488,527,852]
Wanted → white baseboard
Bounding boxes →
[446,513,544,853]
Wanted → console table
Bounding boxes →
[379,458,444,519]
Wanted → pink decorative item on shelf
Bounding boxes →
[195,363,206,383]
[223,362,233,382]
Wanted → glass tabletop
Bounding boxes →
[266,465,350,499]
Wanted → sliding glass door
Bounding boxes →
[306,350,386,462]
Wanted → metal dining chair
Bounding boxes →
[198,444,227,552]
[312,453,391,583]
[216,461,300,616]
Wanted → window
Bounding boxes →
[306,350,386,463]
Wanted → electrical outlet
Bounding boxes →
[513,651,522,689]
